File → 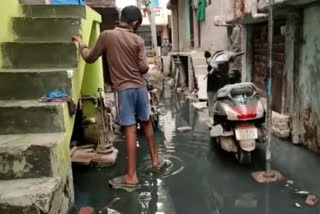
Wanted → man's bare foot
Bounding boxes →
[124,174,139,185]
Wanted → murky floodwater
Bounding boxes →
[71,83,320,214]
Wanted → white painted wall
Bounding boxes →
[116,0,137,8]
[116,0,168,8]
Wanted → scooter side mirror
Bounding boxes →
[204,51,212,59]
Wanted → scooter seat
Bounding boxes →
[216,83,257,99]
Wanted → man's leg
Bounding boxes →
[116,89,139,185]
[124,125,139,185]
[136,87,161,167]
[141,120,160,167]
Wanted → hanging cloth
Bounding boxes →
[197,0,207,22]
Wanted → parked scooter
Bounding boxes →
[205,50,266,164]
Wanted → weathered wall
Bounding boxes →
[298,3,320,152]
[177,0,191,51]
[200,0,231,51]
[170,4,179,52]
[251,21,286,112]
[0,1,20,42]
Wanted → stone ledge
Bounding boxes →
[0,68,74,100]
[0,100,66,134]
[0,133,65,179]
[0,177,65,214]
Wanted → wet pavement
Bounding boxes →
[71,85,320,214]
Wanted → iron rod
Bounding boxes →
[266,0,274,174]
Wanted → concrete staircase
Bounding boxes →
[190,52,208,100]
[0,5,87,214]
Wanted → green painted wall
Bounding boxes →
[0,0,21,68]
[61,7,104,177]
[0,1,104,178]
[0,1,20,41]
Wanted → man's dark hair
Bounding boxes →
[120,5,143,25]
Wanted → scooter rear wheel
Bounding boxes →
[236,150,252,165]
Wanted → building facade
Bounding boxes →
[167,0,320,152]
[230,0,320,152]
[167,0,232,52]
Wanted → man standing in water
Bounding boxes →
[72,5,166,189]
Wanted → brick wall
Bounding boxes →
[252,21,285,112]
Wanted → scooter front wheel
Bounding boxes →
[236,150,252,165]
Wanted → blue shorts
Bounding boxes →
[116,87,150,126]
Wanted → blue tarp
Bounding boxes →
[50,0,86,5]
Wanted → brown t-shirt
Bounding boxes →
[80,26,149,91]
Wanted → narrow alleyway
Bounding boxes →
[71,83,320,214]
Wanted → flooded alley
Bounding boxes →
[72,84,320,214]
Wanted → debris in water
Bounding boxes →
[305,195,318,206]
[79,207,95,214]
[296,191,309,195]
[286,180,294,185]
[177,126,193,132]
[71,145,118,167]
[295,203,302,208]
[192,102,207,110]
[251,170,284,183]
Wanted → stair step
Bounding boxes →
[0,69,74,100]
[1,42,78,69]
[13,17,81,42]
[0,177,67,214]
[0,133,65,179]
[0,100,66,135]
[19,0,47,4]
[22,5,86,18]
